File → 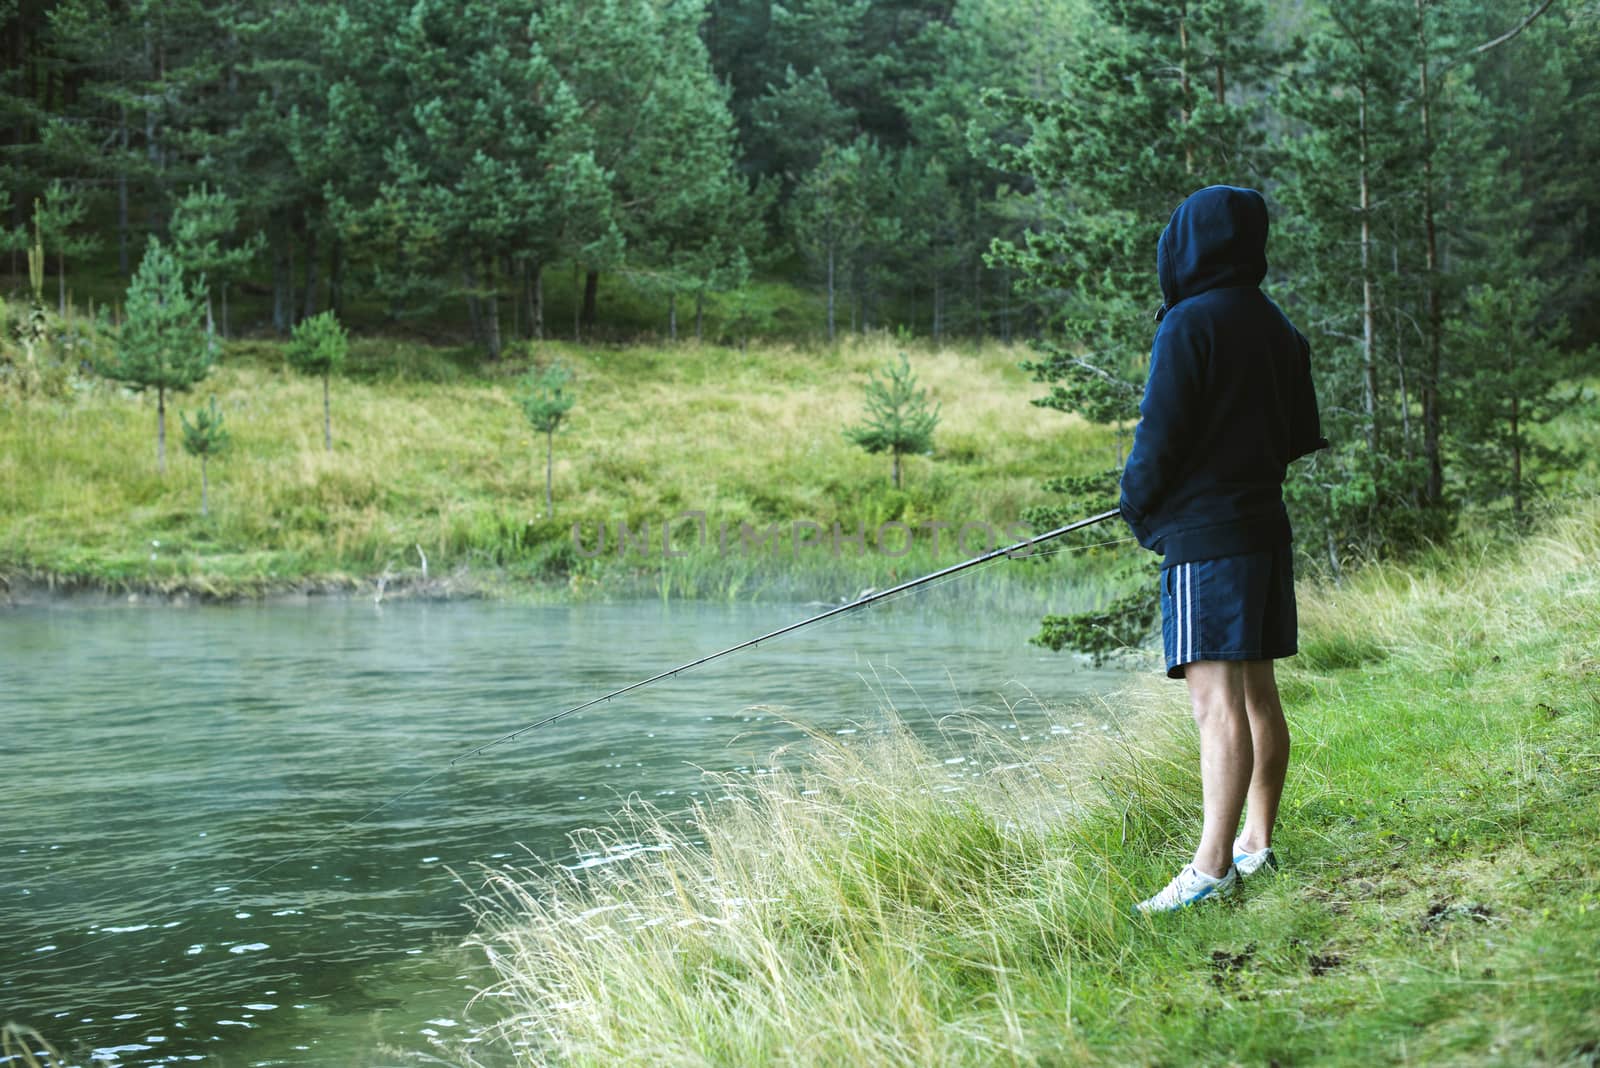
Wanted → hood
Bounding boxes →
[1155,185,1269,321]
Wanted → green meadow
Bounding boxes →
[0,304,1123,602]
[464,497,1600,1066]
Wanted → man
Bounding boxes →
[1119,185,1328,913]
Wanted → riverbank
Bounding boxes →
[464,498,1600,1065]
[1,328,1124,604]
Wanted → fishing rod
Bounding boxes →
[451,505,1124,764]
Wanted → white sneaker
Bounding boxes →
[1232,839,1279,877]
[1134,864,1238,914]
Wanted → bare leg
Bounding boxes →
[1184,660,1253,878]
[1238,659,1290,853]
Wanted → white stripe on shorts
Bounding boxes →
[1173,563,1185,665]
[1185,562,1194,663]
[1173,564,1182,665]
[1176,562,1194,665]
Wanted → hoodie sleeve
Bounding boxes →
[1120,318,1205,550]
[1288,329,1330,462]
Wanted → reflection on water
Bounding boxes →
[0,597,1124,1066]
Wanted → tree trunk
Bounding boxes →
[826,244,836,341]
[57,249,65,314]
[463,258,483,348]
[157,386,167,474]
[695,290,705,341]
[323,371,332,451]
[1392,236,1413,457]
[201,457,209,516]
[118,104,130,277]
[891,449,901,490]
[1510,394,1522,520]
[484,253,503,360]
[272,214,292,333]
[512,257,524,339]
[7,20,22,275]
[329,237,344,317]
[1359,78,1378,453]
[144,27,161,237]
[529,259,544,340]
[581,269,599,331]
[668,291,677,342]
[6,184,16,279]
[933,275,942,343]
[1416,0,1444,506]
[1000,267,1011,343]
[1179,9,1195,175]
[221,283,230,339]
[572,262,581,342]
[972,255,983,345]
[301,220,320,320]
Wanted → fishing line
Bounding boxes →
[29,507,1123,966]
[443,508,1121,760]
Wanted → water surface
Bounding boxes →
[1,597,1123,1065]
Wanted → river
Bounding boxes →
[1,596,1124,1066]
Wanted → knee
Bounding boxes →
[1242,662,1286,717]
[1244,694,1288,733]
[1189,689,1247,732]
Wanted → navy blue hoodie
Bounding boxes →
[1119,185,1328,566]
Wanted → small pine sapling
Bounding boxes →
[286,311,348,450]
[98,238,213,473]
[181,396,231,516]
[517,361,576,517]
[845,353,939,489]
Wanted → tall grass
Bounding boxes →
[0,1023,62,1068]
[0,312,1123,598]
[462,498,1600,1065]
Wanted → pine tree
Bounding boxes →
[788,138,900,340]
[906,0,1087,340]
[100,238,213,474]
[1277,0,1569,566]
[170,183,264,338]
[0,187,22,260]
[537,0,744,337]
[615,21,770,343]
[1277,0,1430,567]
[988,0,1277,457]
[286,310,348,451]
[517,361,576,518]
[319,0,612,352]
[180,396,231,516]
[844,353,940,489]
[32,182,101,314]
[1448,275,1577,524]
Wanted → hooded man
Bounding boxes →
[1120,185,1328,913]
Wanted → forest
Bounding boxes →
[1,0,1597,572]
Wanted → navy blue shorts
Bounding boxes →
[1160,546,1298,679]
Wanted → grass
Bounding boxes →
[0,297,1125,602]
[460,497,1600,1066]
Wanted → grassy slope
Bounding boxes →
[0,321,1120,600]
[465,499,1600,1066]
